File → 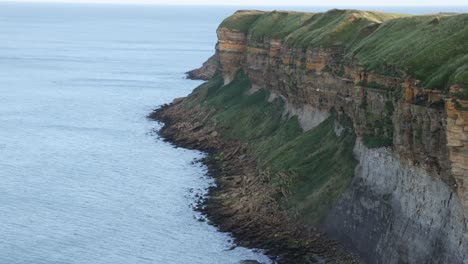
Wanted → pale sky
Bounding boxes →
[3,0,468,6]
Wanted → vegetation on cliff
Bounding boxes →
[219,10,264,33]
[156,8,468,263]
[218,9,467,91]
[351,13,468,90]
[184,71,357,224]
[247,11,315,41]
[284,9,404,48]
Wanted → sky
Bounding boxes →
[3,0,468,6]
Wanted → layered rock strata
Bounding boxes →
[155,9,468,263]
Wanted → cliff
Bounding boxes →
[154,9,468,263]
[186,54,219,80]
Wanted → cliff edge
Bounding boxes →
[153,9,468,263]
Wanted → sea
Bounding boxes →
[0,3,465,264]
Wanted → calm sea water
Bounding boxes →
[0,3,269,264]
[0,3,465,264]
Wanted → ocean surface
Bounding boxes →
[0,3,465,264]
[0,3,269,264]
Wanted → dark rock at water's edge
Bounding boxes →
[185,54,219,80]
[148,101,361,264]
[240,260,262,264]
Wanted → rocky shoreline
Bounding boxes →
[144,8,468,263]
[149,102,361,264]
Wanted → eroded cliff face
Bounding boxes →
[326,140,468,263]
[446,100,468,209]
[211,9,468,263]
[155,10,468,263]
[217,27,249,84]
[186,54,219,80]
[217,12,468,191]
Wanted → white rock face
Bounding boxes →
[326,139,468,264]
[268,90,329,132]
[284,103,329,132]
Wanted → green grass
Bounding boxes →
[260,117,357,223]
[350,13,468,90]
[247,11,315,41]
[285,9,404,49]
[187,71,357,224]
[218,9,467,92]
[219,10,264,33]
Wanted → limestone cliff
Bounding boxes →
[156,9,468,263]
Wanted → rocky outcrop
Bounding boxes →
[446,99,468,209]
[186,54,219,80]
[216,27,248,84]
[151,101,360,263]
[219,29,453,177]
[155,9,468,264]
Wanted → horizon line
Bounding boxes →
[2,1,468,7]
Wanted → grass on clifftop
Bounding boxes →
[351,13,468,89]
[247,11,315,41]
[285,9,405,49]
[218,10,264,33]
[186,71,357,224]
[218,9,467,91]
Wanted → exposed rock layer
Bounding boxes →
[151,102,360,263]
[155,9,468,264]
[215,9,468,209]
[186,54,219,80]
[326,140,468,264]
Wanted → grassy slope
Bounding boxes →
[197,8,466,222]
[351,14,468,89]
[185,71,357,224]
[247,11,315,41]
[218,9,467,91]
[218,10,264,33]
[285,9,405,49]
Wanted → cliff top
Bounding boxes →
[219,9,407,34]
[218,9,467,92]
